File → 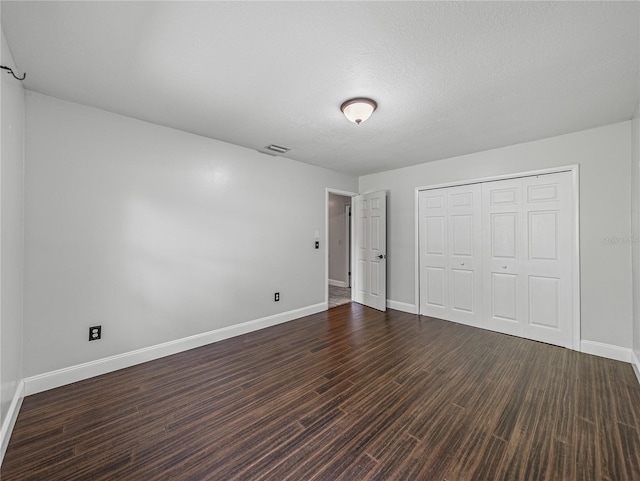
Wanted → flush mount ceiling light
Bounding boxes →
[340,98,377,125]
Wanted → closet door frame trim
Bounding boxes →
[414,165,580,351]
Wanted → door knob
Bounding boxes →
[377,254,386,259]
[502,265,507,269]
[460,262,465,266]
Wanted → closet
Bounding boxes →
[419,170,575,348]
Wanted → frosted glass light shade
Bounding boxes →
[341,98,377,125]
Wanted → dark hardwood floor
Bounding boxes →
[3,303,640,480]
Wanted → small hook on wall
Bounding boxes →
[0,66,26,81]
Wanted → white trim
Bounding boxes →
[1,380,24,466]
[386,300,419,314]
[414,187,420,318]
[414,165,580,192]
[631,350,640,386]
[325,188,358,308]
[24,302,327,396]
[345,203,351,288]
[329,279,349,288]
[571,167,581,351]
[414,165,581,351]
[580,340,632,363]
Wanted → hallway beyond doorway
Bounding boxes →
[328,285,351,309]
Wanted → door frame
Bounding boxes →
[414,165,580,351]
[345,203,352,287]
[325,188,358,308]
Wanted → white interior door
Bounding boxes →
[482,172,574,347]
[482,178,525,337]
[419,185,482,326]
[521,173,573,347]
[419,188,448,318]
[447,184,483,326]
[353,191,387,311]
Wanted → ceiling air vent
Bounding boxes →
[261,144,291,156]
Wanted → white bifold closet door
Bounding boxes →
[419,171,574,349]
[483,172,573,347]
[419,184,483,327]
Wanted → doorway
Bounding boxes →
[328,192,353,308]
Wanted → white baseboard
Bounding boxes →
[386,300,419,314]
[632,350,640,386]
[1,380,24,466]
[580,340,632,363]
[24,302,327,396]
[328,279,349,288]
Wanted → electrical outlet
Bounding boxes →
[274,292,280,302]
[89,325,102,341]
[315,241,319,249]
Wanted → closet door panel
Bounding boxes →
[447,184,482,326]
[522,172,573,347]
[491,272,519,321]
[419,189,448,318]
[482,178,525,337]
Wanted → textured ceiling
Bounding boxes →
[2,1,639,176]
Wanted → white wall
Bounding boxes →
[328,193,350,285]
[23,92,357,378]
[360,122,633,349]
[632,102,640,365]
[0,27,25,447]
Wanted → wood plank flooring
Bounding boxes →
[3,303,640,480]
